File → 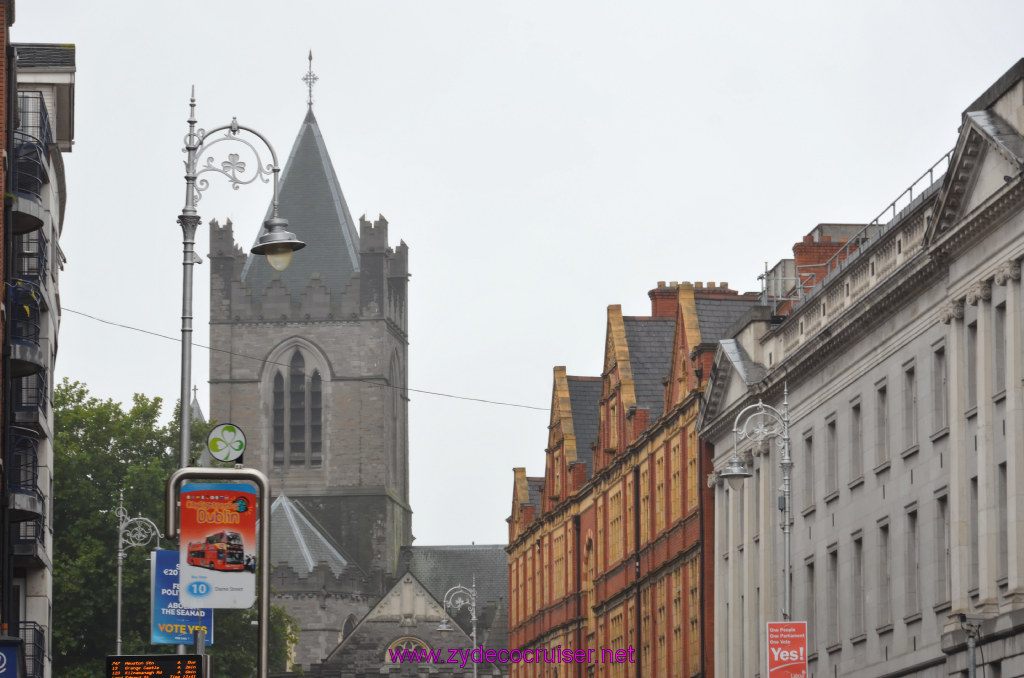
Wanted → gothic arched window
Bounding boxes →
[271,349,324,468]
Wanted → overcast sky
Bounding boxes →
[14,1,1024,547]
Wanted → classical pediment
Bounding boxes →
[697,339,765,434]
[927,110,1024,245]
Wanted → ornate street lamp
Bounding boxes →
[115,490,161,654]
[725,384,792,620]
[176,90,304,469]
[437,577,478,678]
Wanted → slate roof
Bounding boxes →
[720,338,767,385]
[241,108,360,302]
[622,316,675,419]
[966,110,1024,164]
[269,495,349,578]
[694,297,761,345]
[406,544,509,645]
[13,44,76,69]
[567,376,601,477]
[527,477,544,509]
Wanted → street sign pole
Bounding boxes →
[166,468,270,678]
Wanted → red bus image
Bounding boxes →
[187,531,245,571]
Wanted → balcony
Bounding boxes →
[18,622,44,678]
[8,427,44,522]
[11,91,53,234]
[12,515,49,570]
[9,280,45,378]
[14,230,49,286]
[13,372,50,439]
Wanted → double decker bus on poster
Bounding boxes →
[187,531,245,571]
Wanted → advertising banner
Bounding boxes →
[178,482,257,608]
[766,621,808,678]
[150,549,212,645]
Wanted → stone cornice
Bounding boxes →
[930,180,1024,264]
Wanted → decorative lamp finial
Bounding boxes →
[303,50,319,108]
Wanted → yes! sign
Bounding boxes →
[766,621,808,678]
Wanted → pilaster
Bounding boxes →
[742,478,757,678]
[996,260,1024,605]
[970,281,999,612]
[941,298,969,628]
[726,487,740,678]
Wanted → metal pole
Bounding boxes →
[780,384,792,621]
[471,577,478,678]
[967,634,976,678]
[178,89,201,470]
[114,491,160,655]
[116,523,124,655]
[166,467,272,678]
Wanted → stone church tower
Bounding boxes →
[208,100,412,665]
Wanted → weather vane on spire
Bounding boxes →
[303,50,319,108]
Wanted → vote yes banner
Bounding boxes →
[151,549,212,645]
[766,621,808,678]
[179,482,257,608]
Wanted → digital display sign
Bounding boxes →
[106,655,204,678]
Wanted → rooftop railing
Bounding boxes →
[815,149,954,284]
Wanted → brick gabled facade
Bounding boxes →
[507,282,758,678]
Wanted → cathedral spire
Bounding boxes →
[302,50,318,109]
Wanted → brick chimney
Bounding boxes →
[793,233,847,289]
[648,281,677,318]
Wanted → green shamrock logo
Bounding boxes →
[208,424,246,462]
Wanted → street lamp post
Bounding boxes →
[718,384,792,620]
[436,577,478,678]
[115,490,161,655]
[177,90,305,469]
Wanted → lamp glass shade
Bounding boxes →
[719,454,751,492]
[726,473,746,492]
[265,244,294,271]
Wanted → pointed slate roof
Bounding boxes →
[567,376,601,477]
[406,544,509,622]
[241,108,361,302]
[622,316,675,419]
[269,494,349,578]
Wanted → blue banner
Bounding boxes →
[150,549,213,645]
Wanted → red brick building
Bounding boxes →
[508,282,758,678]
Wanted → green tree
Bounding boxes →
[53,379,298,678]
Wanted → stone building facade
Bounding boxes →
[508,282,757,678]
[701,59,1024,678]
[210,100,508,675]
[4,34,75,678]
[209,104,412,668]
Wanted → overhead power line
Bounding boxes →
[63,307,548,411]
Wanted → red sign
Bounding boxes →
[179,482,257,608]
[766,621,807,678]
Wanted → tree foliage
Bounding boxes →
[53,379,298,678]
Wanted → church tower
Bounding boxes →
[207,74,411,582]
